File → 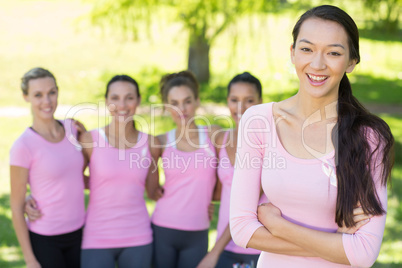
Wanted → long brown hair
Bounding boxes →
[292,5,394,227]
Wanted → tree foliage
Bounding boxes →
[87,0,280,82]
[363,0,401,32]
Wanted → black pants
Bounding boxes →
[81,243,153,268]
[152,224,208,268]
[216,250,259,268]
[29,227,83,268]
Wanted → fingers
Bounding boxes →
[208,203,214,220]
[353,213,372,224]
[354,218,370,230]
[352,206,365,216]
[27,198,37,209]
[25,206,42,222]
[25,198,42,222]
[73,120,87,133]
[153,188,164,201]
[352,206,372,226]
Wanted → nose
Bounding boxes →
[117,99,126,109]
[44,94,51,104]
[240,102,247,114]
[178,103,186,113]
[310,52,326,70]
[236,102,245,116]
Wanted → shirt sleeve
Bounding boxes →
[230,104,271,248]
[10,137,32,169]
[342,129,389,267]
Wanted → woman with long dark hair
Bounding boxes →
[230,5,394,267]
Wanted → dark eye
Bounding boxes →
[301,47,312,52]
[35,93,41,97]
[230,99,237,102]
[329,52,341,56]
[248,99,255,103]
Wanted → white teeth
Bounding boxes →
[308,74,327,81]
[42,108,51,112]
[118,111,127,115]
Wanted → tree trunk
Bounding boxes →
[188,34,210,83]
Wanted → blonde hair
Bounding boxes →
[21,67,57,95]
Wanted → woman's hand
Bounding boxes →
[208,203,215,221]
[257,202,283,234]
[337,207,372,234]
[73,119,87,135]
[25,196,42,222]
[26,259,41,268]
[196,251,219,268]
[152,187,164,201]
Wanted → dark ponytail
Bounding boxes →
[293,5,394,227]
[334,74,394,227]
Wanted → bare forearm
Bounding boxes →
[83,175,89,189]
[247,226,315,256]
[11,209,37,263]
[197,225,232,268]
[211,225,232,255]
[271,219,349,264]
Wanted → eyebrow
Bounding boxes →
[33,87,58,93]
[170,96,192,102]
[299,39,345,49]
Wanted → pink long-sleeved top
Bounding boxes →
[217,130,267,255]
[230,103,388,268]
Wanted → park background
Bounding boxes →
[0,0,401,266]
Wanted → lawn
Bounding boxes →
[0,0,401,267]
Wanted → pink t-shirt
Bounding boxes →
[217,130,267,255]
[151,126,218,231]
[230,103,388,268]
[10,119,85,236]
[82,129,153,249]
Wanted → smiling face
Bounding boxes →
[291,18,357,100]
[106,81,140,122]
[166,85,200,126]
[23,77,58,120]
[227,82,262,125]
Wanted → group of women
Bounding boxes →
[10,5,394,268]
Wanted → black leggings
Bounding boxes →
[152,224,208,268]
[29,227,82,268]
[216,250,259,268]
[81,243,153,268]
